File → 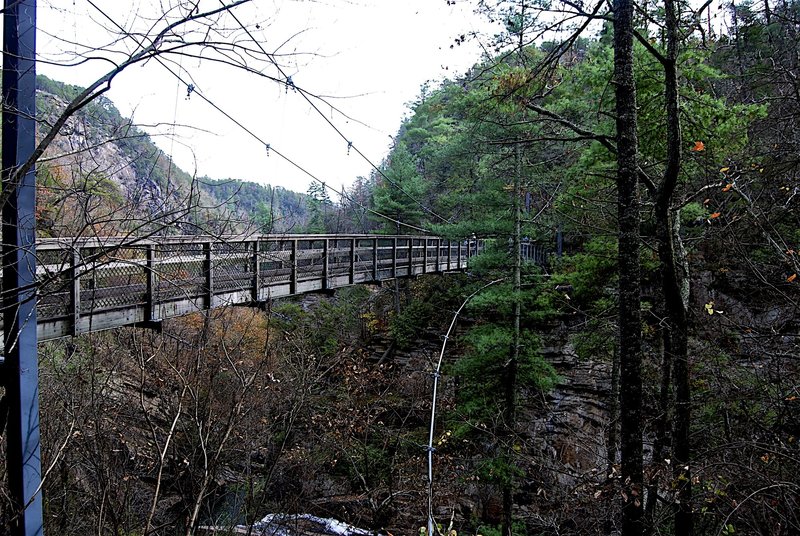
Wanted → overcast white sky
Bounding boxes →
[36,0,499,197]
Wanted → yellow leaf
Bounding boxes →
[705,302,715,315]
[691,140,706,152]
[788,273,797,283]
[720,167,730,173]
[722,184,733,192]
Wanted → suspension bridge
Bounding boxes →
[11,234,546,343]
[26,234,475,341]
[0,2,556,532]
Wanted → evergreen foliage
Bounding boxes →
[12,2,800,534]
[372,3,798,532]
[371,143,427,233]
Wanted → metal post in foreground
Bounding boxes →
[2,1,44,534]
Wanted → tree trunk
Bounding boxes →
[607,343,620,476]
[657,0,693,532]
[501,141,523,536]
[613,0,644,534]
[666,216,691,536]
[643,294,672,535]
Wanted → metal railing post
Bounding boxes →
[251,240,260,302]
[145,244,157,322]
[423,238,429,274]
[290,239,298,294]
[447,240,452,270]
[322,239,329,290]
[349,238,356,284]
[408,238,414,275]
[392,237,398,278]
[203,242,213,308]
[372,238,378,281]
[71,248,81,336]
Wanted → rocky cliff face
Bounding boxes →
[37,85,194,236]
[535,341,612,480]
[35,75,310,237]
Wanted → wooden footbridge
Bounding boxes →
[18,234,535,342]
[0,232,544,536]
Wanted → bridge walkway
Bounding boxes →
[20,234,504,342]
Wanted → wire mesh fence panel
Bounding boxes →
[212,241,251,293]
[36,247,73,320]
[375,238,394,271]
[425,238,437,267]
[410,238,425,266]
[296,239,325,281]
[154,242,205,301]
[354,239,375,277]
[257,239,290,285]
[398,238,409,260]
[78,246,148,314]
[328,239,351,276]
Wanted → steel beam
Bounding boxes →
[371,238,378,281]
[321,239,329,290]
[348,239,355,285]
[145,244,157,322]
[289,240,297,294]
[203,242,213,308]
[2,1,44,534]
[407,238,413,275]
[251,240,260,302]
[392,238,397,277]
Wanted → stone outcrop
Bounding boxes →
[534,342,612,481]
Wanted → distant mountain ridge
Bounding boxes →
[35,74,310,237]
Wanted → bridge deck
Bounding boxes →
[11,234,499,342]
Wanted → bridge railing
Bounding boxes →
[23,234,485,341]
[521,240,548,267]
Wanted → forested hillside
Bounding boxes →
[36,75,311,236]
[362,2,800,535]
[1,2,799,536]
